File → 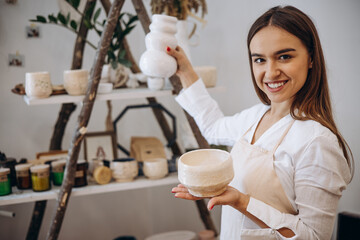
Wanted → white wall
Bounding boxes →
[0,0,359,239]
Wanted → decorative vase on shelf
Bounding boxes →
[139,14,178,90]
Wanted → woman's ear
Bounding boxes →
[309,58,313,69]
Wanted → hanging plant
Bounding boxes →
[150,0,207,21]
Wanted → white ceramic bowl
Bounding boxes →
[178,149,234,197]
[143,158,168,180]
[98,82,113,94]
[111,158,138,182]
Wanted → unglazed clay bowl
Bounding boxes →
[143,158,168,180]
[111,158,139,182]
[178,149,234,197]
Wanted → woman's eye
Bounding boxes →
[279,55,292,60]
[254,58,265,63]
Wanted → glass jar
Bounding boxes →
[74,160,88,187]
[15,163,32,190]
[51,159,66,186]
[0,168,12,196]
[30,164,51,192]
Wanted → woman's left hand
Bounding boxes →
[172,184,249,211]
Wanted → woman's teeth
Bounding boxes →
[267,81,286,89]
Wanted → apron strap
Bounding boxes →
[271,119,295,154]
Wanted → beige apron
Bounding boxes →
[220,119,298,240]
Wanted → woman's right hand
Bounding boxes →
[166,46,199,88]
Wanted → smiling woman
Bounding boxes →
[168,5,354,240]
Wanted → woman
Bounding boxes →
[168,5,354,240]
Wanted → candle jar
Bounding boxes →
[0,168,12,196]
[15,163,32,190]
[74,160,88,187]
[51,159,66,186]
[30,165,51,192]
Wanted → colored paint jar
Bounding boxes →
[51,159,67,186]
[0,168,12,196]
[74,160,88,187]
[30,165,50,192]
[15,163,32,190]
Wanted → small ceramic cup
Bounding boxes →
[111,158,139,182]
[63,69,89,95]
[143,158,168,180]
[25,72,52,98]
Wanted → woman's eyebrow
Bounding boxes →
[251,48,296,57]
[275,48,296,55]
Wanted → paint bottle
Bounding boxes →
[15,163,32,190]
[0,168,12,196]
[51,159,66,186]
[74,160,88,187]
[30,165,50,192]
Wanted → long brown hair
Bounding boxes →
[247,5,354,181]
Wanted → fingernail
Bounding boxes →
[166,46,171,52]
[209,205,214,210]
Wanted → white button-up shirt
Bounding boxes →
[175,79,351,239]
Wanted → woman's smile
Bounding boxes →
[265,80,289,92]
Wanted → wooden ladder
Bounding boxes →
[26,1,217,239]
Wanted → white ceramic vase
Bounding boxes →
[176,20,192,62]
[139,14,178,79]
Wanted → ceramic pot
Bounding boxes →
[111,158,138,182]
[63,69,89,95]
[139,14,178,79]
[143,158,168,180]
[178,149,234,197]
[25,72,52,98]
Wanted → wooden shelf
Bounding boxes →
[0,173,179,206]
[23,86,225,106]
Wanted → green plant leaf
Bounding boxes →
[36,15,47,23]
[93,8,101,23]
[70,20,77,31]
[118,58,132,68]
[111,60,118,69]
[83,18,93,29]
[68,0,80,9]
[48,14,57,24]
[95,29,102,36]
[57,12,67,25]
[66,13,70,25]
[118,49,126,59]
[122,25,135,37]
[127,15,138,26]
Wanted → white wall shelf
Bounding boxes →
[23,86,225,106]
[0,173,179,206]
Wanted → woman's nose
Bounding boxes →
[265,61,280,80]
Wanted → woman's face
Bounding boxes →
[249,26,312,105]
